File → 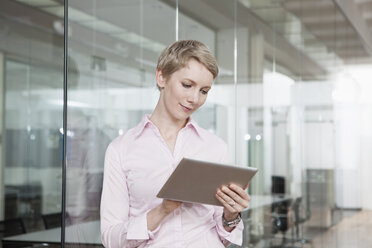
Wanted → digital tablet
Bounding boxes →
[156,158,258,206]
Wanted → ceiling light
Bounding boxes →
[112,33,165,53]
[41,6,64,18]
[68,8,96,22]
[80,20,123,34]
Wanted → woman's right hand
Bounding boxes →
[147,199,182,231]
[161,199,182,214]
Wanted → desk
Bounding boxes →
[247,195,291,210]
[2,195,292,247]
[2,221,101,247]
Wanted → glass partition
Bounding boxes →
[0,0,64,245]
[65,0,177,245]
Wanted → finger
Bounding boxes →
[163,199,182,209]
[222,186,250,208]
[217,189,244,212]
[216,188,236,207]
[164,199,181,206]
[229,184,251,201]
[215,193,237,213]
[221,186,240,202]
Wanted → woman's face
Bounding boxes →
[157,59,214,122]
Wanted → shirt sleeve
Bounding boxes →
[100,142,155,248]
[213,206,244,246]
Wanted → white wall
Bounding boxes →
[360,105,372,209]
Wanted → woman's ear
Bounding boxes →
[156,69,166,89]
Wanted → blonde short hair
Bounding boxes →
[156,40,219,82]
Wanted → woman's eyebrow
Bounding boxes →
[183,78,196,84]
[184,78,212,89]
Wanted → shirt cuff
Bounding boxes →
[215,216,244,246]
[126,210,162,241]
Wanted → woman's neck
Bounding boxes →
[150,105,187,139]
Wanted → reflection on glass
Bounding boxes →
[65,0,177,245]
[0,0,63,244]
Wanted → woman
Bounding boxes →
[100,40,250,248]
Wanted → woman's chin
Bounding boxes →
[172,112,191,122]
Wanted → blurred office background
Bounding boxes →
[1,0,372,247]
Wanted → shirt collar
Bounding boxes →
[134,115,203,139]
[133,115,152,138]
[185,117,203,139]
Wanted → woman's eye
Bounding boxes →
[201,90,209,95]
[182,83,192,88]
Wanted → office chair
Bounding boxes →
[290,197,313,247]
[269,176,293,247]
[0,218,26,238]
[41,213,61,229]
[1,218,60,248]
[272,176,285,195]
[271,181,314,248]
[270,199,293,247]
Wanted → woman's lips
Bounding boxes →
[180,104,192,112]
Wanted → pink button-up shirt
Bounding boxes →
[100,115,243,248]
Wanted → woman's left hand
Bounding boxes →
[215,183,250,221]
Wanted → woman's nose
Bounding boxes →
[187,90,199,103]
